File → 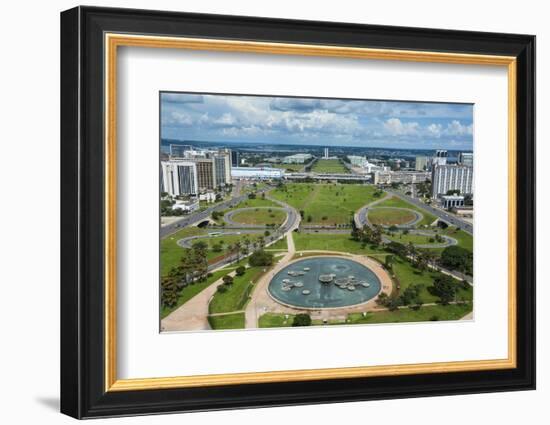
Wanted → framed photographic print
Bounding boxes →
[60,6,536,419]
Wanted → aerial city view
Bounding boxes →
[159,92,474,332]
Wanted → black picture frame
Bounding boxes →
[61,5,536,419]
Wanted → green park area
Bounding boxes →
[208,313,246,330]
[209,266,266,314]
[271,183,377,225]
[272,163,304,172]
[311,159,349,174]
[368,207,417,226]
[292,231,384,255]
[375,196,437,226]
[259,303,471,328]
[230,208,286,226]
[160,267,228,319]
[386,232,443,246]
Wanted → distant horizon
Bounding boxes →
[161,137,472,154]
[161,92,474,151]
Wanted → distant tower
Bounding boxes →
[324,147,329,159]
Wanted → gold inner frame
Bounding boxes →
[104,33,517,392]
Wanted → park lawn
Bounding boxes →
[267,237,288,250]
[242,182,269,193]
[209,266,266,314]
[234,197,278,209]
[376,196,437,227]
[160,268,228,319]
[271,183,378,225]
[391,256,473,304]
[347,303,472,324]
[293,232,385,255]
[230,208,286,226]
[160,227,207,276]
[311,159,349,173]
[272,163,303,172]
[441,227,473,252]
[386,232,442,246]
[258,313,294,328]
[208,313,245,330]
[368,207,416,226]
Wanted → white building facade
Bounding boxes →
[161,161,199,196]
[231,167,284,180]
[431,164,473,198]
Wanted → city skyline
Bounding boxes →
[161,92,474,150]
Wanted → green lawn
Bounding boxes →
[293,232,385,255]
[160,268,228,319]
[160,227,207,276]
[391,256,473,304]
[386,232,442,246]
[376,196,437,227]
[209,266,266,314]
[208,313,245,330]
[230,208,286,226]
[233,197,278,209]
[267,237,288,250]
[258,313,294,328]
[271,183,377,225]
[441,227,473,252]
[347,303,472,324]
[272,163,304,172]
[259,302,472,328]
[311,159,349,174]
[368,207,416,226]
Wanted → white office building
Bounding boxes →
[431,164,473,198]
[231,167,284,180]
[161,161,199,196]
[458,152,474,166]
[283,153,313,164]
[415,156,429,171]
[432,150,448,167]
[373,170,430,185]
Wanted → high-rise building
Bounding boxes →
[195,159,215,190]
[324,148,329,159]
[231,150,240,167]
[161,161,198,196]
[432,150,448,167]
[169,144,193,158]
[213,152,231,187]
[458,152,474,166]
[431,164,473,198]
[415,156,429,171]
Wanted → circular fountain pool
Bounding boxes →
[268,257,381,309]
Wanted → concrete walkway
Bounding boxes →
[161,268,238,332]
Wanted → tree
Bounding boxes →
[307,215,312,222]
[212,243,223,253]
[222,275,234,285]
[248,249,274,267]
[431,275,457,305]
[299,210,305,219]
[292,314,312,327]
[440,245,473,275]
[160,274,179,308]
[248,192,257,199]
[384,254,394,270]
[235,266,246,276]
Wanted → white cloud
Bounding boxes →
[383,118,420,136]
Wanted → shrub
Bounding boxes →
[222,275,234,286]
[292,314,312,327]
[235,266,246,276]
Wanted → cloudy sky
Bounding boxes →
[161,92,473,150]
